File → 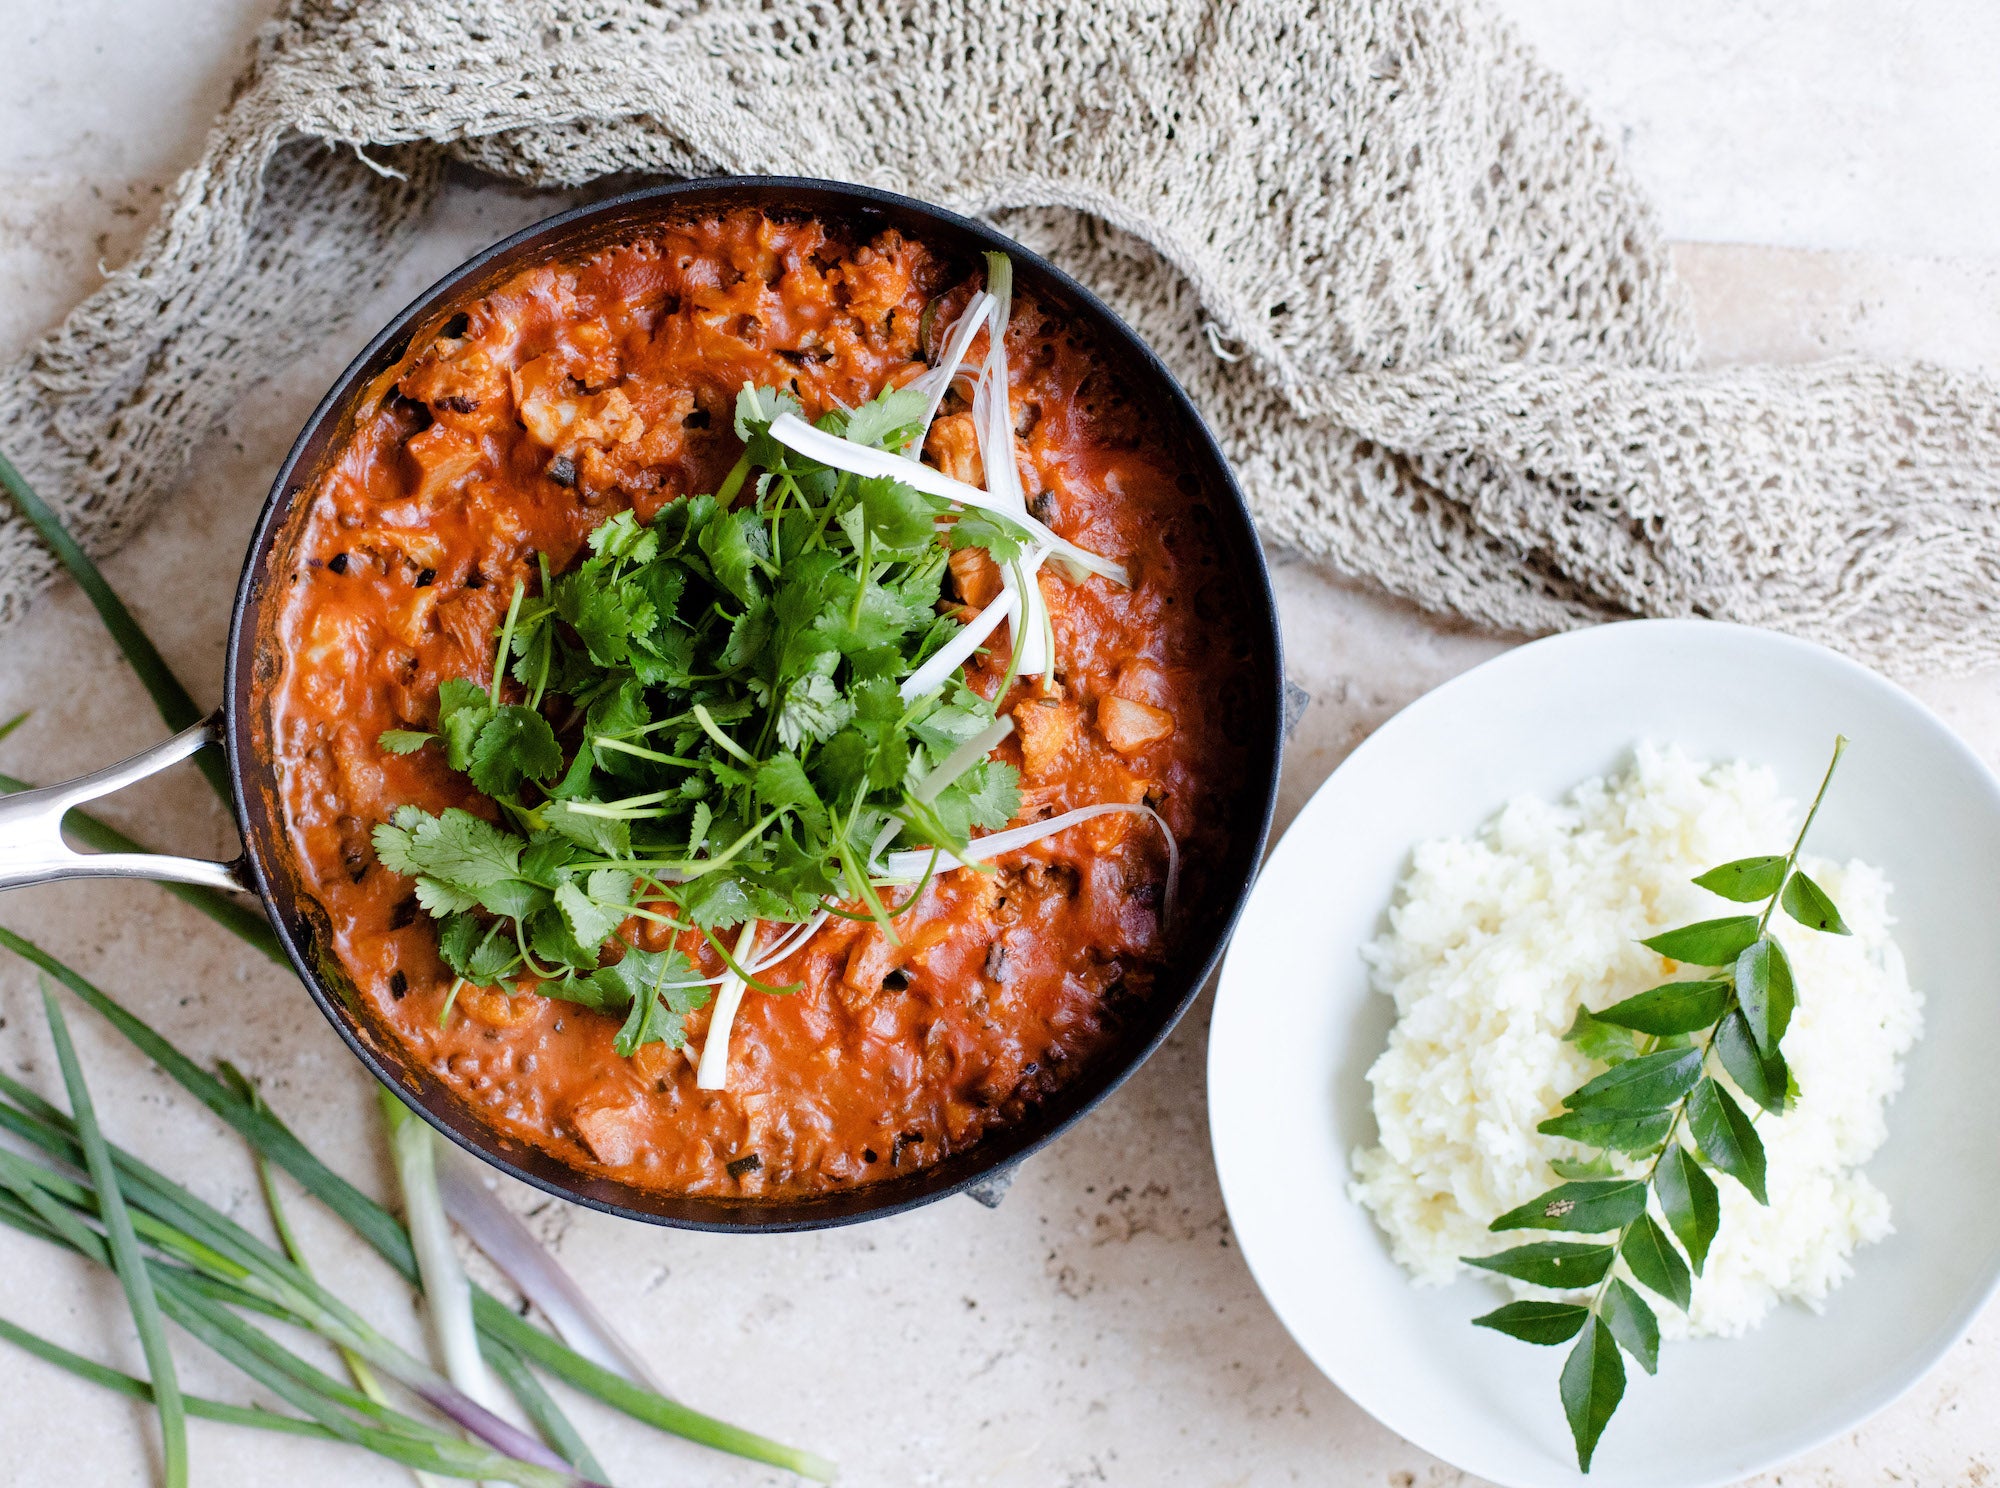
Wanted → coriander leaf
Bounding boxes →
[856,475,938,549]
[541,970,627,1014]
[1536,1107,1675,1153]
[542,800,630,859]
[385,806,522,889]
[754,753,827,831]
[958,759,1020,832]
[634,561,687,630]
[946,507,1026,565]
[1491,1180,1648,1235]
[528,903,598,973]
[1592,978,1732,1036]
[437,914,481,976]
[586,509,659,564]
[546,744,597,802]
[776,673,853,751]
[554,570,641,666]
[813,729,869,803]
[1562,1046,1703,1114]
[476,879,546,919]
[700,508,769,607]
[1472,1301,1589,1346]
[371,818,424,878]
[1692,855,1787,902]
[415,877,481,916]
[1687,1077,1768,1203]
[1560,1317,1625,1472]
[555,879,625,951]
[1737,936,1796,1057]
[1561,1006,1643,1066]
[379,729,436,755]
[1463,1241,1615,1289]
[631,622,696,686]
[1714,1009,1791,1113]
[734,383,802,442]
[843,386,931,452]
[438,677,494,771]
[468,705,563,799]
[1640,915,1762,966]
[1600,1280,1660,1375]
[1781,869,1850,935]
[1653,1141,1721,1275]
[463,923,522,985]
[682,873,753,930]
[1620,1214,1692,1311]
[599,946,707,1055]
[718,599,772,671]
[686,799,713,858]
[520,832,581,881]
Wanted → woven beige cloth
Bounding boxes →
[7,0,2000,672]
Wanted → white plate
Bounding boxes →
[1207,620,2000,1488]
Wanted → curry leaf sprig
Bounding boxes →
[376,383,1036,1049]
[1465,737,1852,1472]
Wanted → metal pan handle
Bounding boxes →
[0,712,248,894]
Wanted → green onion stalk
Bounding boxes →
[0,923,835,1484]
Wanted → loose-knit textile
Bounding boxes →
[6,0,1999,672]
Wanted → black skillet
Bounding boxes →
[0,178,1284,1231]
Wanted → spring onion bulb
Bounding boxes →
[898,581,1021,702]
[766,414,1129,587]
[379,1091,505,1436]
[881,802,1180,923]
[695,921,761,1090]
[436,1155,669,1397]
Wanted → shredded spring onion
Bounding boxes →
[694,921,762,1090]
[766,414,1130,587]
[881,802,1180,923]
[903,289,993,442]
[898,582,1020,701]
[968,254,1052,676]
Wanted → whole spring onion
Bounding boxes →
[0,925,837,1483]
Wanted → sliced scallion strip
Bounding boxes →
[882,802,1180,922]
[695,920,762,1091]
[766,413,1129,586]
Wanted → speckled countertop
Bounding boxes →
[2,3,1996,1484]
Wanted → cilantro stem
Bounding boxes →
[490,580,526,707]
[698,924,801,998]
[691,704,756,767]
[714,452,752,507]
[587,736,702,768]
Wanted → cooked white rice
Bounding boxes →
[1350,743,1923,1339]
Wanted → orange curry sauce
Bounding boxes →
[267,210,1247,1196]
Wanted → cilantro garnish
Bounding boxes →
[375,383,1033,1038]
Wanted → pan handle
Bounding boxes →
[0,713,248,894]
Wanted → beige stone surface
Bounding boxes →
[2,5,1997,1486]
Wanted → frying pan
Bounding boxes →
[0,178,1284,1230]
